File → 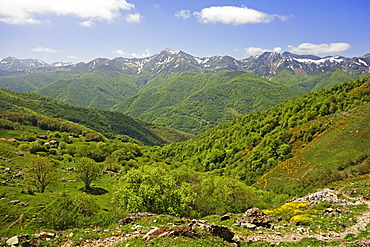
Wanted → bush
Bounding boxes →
[112,165,196,217]
[290,214,312,225]
[38,193,100,230]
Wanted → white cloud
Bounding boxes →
[125,13,143,23]
[31,47,58,53]
[0,0,135,25]
[288,43,351,54]
[245,46,282,55]
[79,20,95,27]
[66,55,80,59]
[131,49,150,58]
[194,6,287,25]
[175,10,191,20]
[112,49,125,56]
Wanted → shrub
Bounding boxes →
[38,193,100,230]
[264,201,308,220]
[290,214,312,225]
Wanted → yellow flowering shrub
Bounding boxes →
[290,214,312,225]
[264,201,308,219]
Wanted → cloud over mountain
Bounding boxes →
[194,6,287,25]
[245,47,282,55]
[288,43,351,54]
[0,0,136,25]
[31,47,58,53]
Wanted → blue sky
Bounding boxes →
[0,0,369,63]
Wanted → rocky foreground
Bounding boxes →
[3,188,370,247]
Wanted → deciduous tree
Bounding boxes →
[25,157,59,193]
[75,157,103,190]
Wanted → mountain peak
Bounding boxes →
[160,48,181,55]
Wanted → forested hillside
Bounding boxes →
[271,68,363,94]
[161,76,370,193]
[0,88,192,145]
[111,71,300,133]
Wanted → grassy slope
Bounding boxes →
[256,102,370,194]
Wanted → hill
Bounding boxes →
[161,76,370,191]
[271,68,364,94]
[111,71,301,134]
[0,88,192,145]
[35,70,139,110]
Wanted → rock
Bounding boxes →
[292,188,358,206]
[35,231,56,239]
[63,167,75,172]
[59,239,74,247]
[21,239,40,247]
[334,221,346,227]
[9,200,20,205]
[142,227,159,241]
[13,172,24,178]
[347,188,357,195]
[208,224,235,243]
[140,219,238,245]
[239,222,257,229]
[221,214,230,221]
[118,216,135,225]
[325,208,334,213]
[118,212,154,225]
[235,208,270,227]
[6,236,18,246]
[355,239,370,247]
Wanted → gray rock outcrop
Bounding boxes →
[235,208,270,228]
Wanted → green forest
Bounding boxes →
[0,67,364,134]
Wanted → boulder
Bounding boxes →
[355,239,370,247]
[9,200,20,205]
[208,224,235,243]
[21,239,40,247]
[220,214,230,221]
[141,219,238,245]
[118,212,153,225]
[6,236,18,246]
[292,188,359,206]
[235,208,270,227]
[35,231,56,239]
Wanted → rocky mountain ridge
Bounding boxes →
[1,49,369,77]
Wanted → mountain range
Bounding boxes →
[1,49,370,76]
[0,49,369,134]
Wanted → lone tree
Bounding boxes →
[75,157,103,190]
[112,165,196,217]
[25,157,59,193]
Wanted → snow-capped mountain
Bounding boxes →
[1,49,370,76]
[0,57,49,72]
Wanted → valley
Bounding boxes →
[0,51,369,246]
